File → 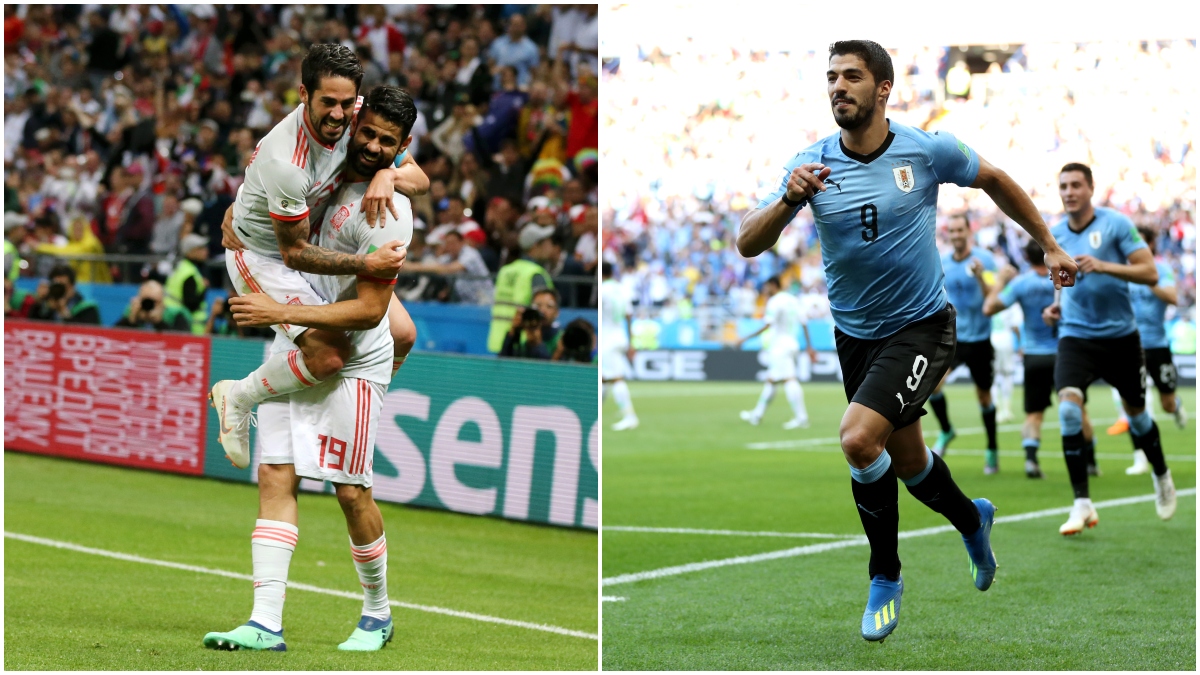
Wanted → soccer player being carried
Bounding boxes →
[211,44,429,470]
[203,85,419,652]
[984,241,1098,479]
[602,262,639,430]
[926,214,1001,472]
[737,40,1077,641]
[1043,164,1177,534]
[734,275,817,430]
[1113,224,1188,475]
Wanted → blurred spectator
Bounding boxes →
[499,303,551,360]
[488,13,539,88]
[32,212,112,283]
[28,262,100,324]
[5,276,36,318]
[164,233,209,335]
[553,317,596,363]
[115,279,191,332]
[487,222,557,352]
[406,228,494,304]
[531,287,563,352]
[5,211,27,281]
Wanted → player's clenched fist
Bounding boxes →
[364,241,407,277]
[785,163,833,203]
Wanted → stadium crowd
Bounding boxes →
[602,39,1196,334]
[5,3,600,338]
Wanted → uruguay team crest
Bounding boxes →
[893,165,915,193]
[331,204,351,231]
[1089,231,1102,249]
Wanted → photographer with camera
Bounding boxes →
[28,263,101,324]
[115,279,191,332]
[553,317,596,363]
[499,304,552,360]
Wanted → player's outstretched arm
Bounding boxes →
[362,155,431,227]
[1076,248,1158,286]
[983,266,1017,316]
[971,156,1077,289]
[273,215,405,278]
[737,163,830,258]
[1152,282,1179,305]
[230,278,393,332]
[735,323,769,348]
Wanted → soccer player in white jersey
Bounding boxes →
[990,299,1021,424]
[602,262,639,430]
[735,276,817,429]
[204,86,418,653]
[211,44,428,470]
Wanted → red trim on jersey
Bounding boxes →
[287,350,315,387]
[349,95,364,138]
[269,210,310,223]
[291,127,303,166]
[350,381,362,474]
[356,274,399,286]
[301,104,338,150]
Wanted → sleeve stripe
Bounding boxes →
[356,274,398,286]
[270,210,309,223]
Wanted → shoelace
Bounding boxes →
[236,409,258,430]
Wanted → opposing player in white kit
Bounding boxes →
[204,86,419,652]
[735,276,817,429]
[989,300,1021,424]
[602,262,639,431]
[211,44,428,470]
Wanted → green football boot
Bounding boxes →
[338,615,394,651]
[203,621,286,651]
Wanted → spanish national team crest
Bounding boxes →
[331,204,351,231]
[1089,231,1102,249]
[893,165,915,193]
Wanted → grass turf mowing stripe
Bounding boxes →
[602,488,1195,587]
[602,596,627,602]
[5,531,598,641]
[604,526,863,539]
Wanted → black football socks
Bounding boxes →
[850,452,900,580]
[903,450,981,537]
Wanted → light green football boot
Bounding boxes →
[338,615,394,651]
[203,621,287,651]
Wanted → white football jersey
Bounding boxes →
[601,278,632,350]
[270,181,414,386]
[233,97,364,260]
[764,291,803,352]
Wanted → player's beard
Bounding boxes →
[309,108,347,144]
[349,143,393,177]
[832,95,876,131]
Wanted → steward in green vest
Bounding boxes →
[488,223,557,353]
[5,211,30,282]
[165,233,210,335]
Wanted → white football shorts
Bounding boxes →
[603,346,632,381]
[256,377,385,488]
[226,249,327,342]
[766,347,798,381]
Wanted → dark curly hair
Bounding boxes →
[301,43,364,96]
[361,86,417,138]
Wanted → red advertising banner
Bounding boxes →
[4,321,210,475]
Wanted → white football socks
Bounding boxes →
[249,519,298,633]
[232,349,321,407]
[613,380,635,418]
[784,379,808,421]
[350,534,391,621]
[752,382,776,418]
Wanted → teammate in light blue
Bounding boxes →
[985,240,1097,479]
[1120,225,1188,474]
[737,40,1077,642]
[927,214,1001,471]
[1042,163,1176,535]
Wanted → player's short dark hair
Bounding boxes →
[301,43,364,96]
[829,40,894,88]
[602,261,614,278]
[1060,162,1093,188]
[361,85,418,139]
[1023,240,1045,267]
[1137,225,1158,249]
[533,287,560,305]
[764,275,782,290]
[48,263,76,285]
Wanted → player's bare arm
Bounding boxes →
[1151,282,1179,305]
[970,156,1077,289]
[736,163,831,257]
[801,322,818,363]
[983,265,1018,316]
[735,323,769,349]
[970,258,993,296]
[1075,248,1158,286]
[230,276,394,332]
[362,154,430,227]
[272,215,405,277]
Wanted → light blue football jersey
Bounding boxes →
[997,271,1058,355]
[756,121,979,339]
[1050,207,1148,340]
[942,248,995,343]
[1130,260,1175,349]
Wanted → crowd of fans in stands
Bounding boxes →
[602,39,1196,327]
[4,3,600,336]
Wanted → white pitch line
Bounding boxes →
[602,596,627,602]
[5,531,598,641]
[745,443,1196,463]
[604,526,864,540]
[747,418,1079,449]
[602,488,1195,587]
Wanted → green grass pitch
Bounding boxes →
[602,381,1195,670]
[4,453,597,670]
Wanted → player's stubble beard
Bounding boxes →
[308,101,347,145]
[348,141,394,180]
[831,93,877,131]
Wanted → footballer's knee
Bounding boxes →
[300,330,351,379]
[335,484,371,515]
[839,425,885,468]
[388,296,416,356]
